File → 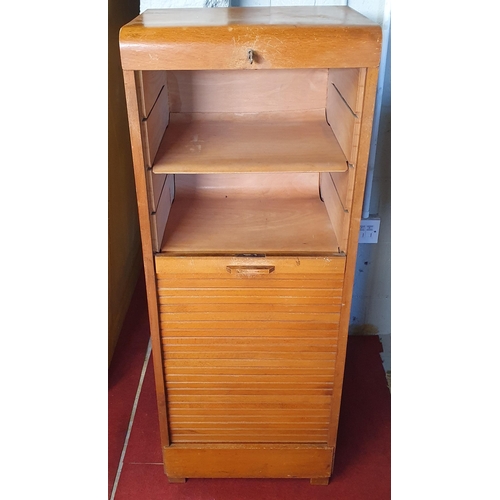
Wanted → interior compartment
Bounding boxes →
[160,173,339,254]
[139,68,366,255]
[151,69,349,173]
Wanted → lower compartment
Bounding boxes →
[157,173,345,254]
[156,254,345,449]
[163,444,334,479]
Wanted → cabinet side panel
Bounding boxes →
[326,84,355,165]
[146,169,167,211]
[140,73,170,222]
[319,172,348,253]
[122,70,170,447]
[328,168,354,213]
[329,68,364,115]
[143,84,170,168]
[138,70,167,119]
[326,68,366,167]
[151,174,175,253]
[327,67,380,449]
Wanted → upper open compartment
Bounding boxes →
[139,67,369,255]
[144,69,351,174]
[123,6,382,176]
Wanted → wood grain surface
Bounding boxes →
[152,110,348,174]
[163,444,333,479]
[120,7,381,70]
[120,5,382,483]
[157,256,343,445]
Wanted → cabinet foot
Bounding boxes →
[310,477,330,485]
[168,477,186,483]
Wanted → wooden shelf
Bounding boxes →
[152,110,348,174]
[159,173,339,254]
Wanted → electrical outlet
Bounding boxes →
[359,218,380,244]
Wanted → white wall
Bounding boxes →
[347,0,391,339]
[141,0,346,8]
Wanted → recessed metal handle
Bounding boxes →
[226,265,275,275]
[247,49,254,64]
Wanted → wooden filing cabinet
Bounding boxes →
[119,6,381,485]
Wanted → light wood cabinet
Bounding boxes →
[120,6,381,485]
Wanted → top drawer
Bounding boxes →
[119,7,382,71]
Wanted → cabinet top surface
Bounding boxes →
[122,6,378,30]
[119,7,381,70]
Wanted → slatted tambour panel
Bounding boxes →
[156,256,345,444]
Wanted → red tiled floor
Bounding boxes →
[108,273,151,497]
[109,276,391,499]
[122,359,163,465]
